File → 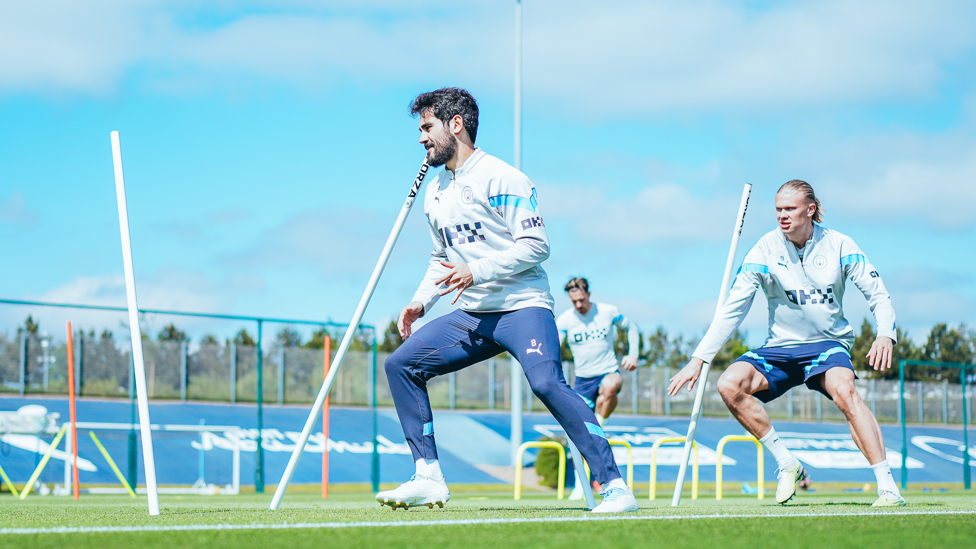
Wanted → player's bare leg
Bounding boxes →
[717,362,805,503]
[716,362,771,437]
[595,373,622,425]
[819,368,905,506]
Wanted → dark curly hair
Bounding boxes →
[410,87,480,143]
[564,277,589,293]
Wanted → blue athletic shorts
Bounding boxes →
[574,371,619,410]
[735,341,855,403]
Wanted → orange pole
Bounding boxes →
[66,322,80,500]
[322,335,331,499]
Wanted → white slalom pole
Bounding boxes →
[671,183,752,507]
[269,159,431,510]
[111,131,161,516]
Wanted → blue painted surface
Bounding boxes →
[0,397,972,488]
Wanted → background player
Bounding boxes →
[557,277,640,499]
[376,87,638,513]
[667,180,906,507]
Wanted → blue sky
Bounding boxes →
[1,0,975,347]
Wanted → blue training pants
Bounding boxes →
[385,306,622,485]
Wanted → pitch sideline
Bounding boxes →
[1,509,974,536]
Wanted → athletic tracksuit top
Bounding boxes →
[411,149,555,314]
[557,303,640,378]
[692,224,897,364]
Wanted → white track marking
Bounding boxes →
[1,510,973,536]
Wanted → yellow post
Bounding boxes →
[90,432,138,498]
[609,440,634,491]
[19,425,68,500]
[0,462,20,497]
[715,434,764,500]
[649,436,697,500]
[514,441,566,500]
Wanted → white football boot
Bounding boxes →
[591,487,639,513]
[568,483,584,501]
[375,474,451,510]
[872,491,907,507]
[775,462,808,504]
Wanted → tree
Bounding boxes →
[378,320,404,354]
[158,323,187,342]
[710,329,750,370]
[231,329,255,346]
[304,327,331,350]
[641,327,691,370]
[17,315,39,337]
[274,327,302,348]
[200,334,219,346]
[918,323,972,382]
[613,326,643,359]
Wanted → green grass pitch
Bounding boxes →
[1,488,974,549]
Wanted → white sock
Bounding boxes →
[759,427,799,470]
[602,478,628,492]
[871,460,899,495]
[415,458,443,480]
[595,413,605,426]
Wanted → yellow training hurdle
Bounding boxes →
[715,434,764,500]
[514,441,566,500]
[582,439,635,491]
[649,436,698,500]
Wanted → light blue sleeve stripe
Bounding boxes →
[612,314,624,324]
[488,188,538,212]
[841,254,866,266]
[423,422,434,436]
[585,422,606,439]
[738,263,769,274]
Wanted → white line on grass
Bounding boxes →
[2,509,974,536]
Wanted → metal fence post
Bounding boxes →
[255,319,264,493]
[488,357,496,410]
[942,379,948,425]
[77,333,84,396]
[632,368,638,415]
[918,382,923,424]
[371,340,379,493]
[19,333,27,395]
[664,366,671,417]
[229,343,237,403]
[870,378,877,416]
[180,340,188,401]
[278,348,285,405]
[816,393,822,423]
[961,365,970,490]
[788,389,794,421]
[899,360,907,489]
[448,372,456,410]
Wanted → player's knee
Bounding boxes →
[601,378,622,396]
[525,368,560,397]
[717,371,746,402]
[384,349,409,379]
[831,381,859,413]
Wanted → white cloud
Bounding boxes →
[2,1,974,114]
[539,180,744,244]
[0,191,40,227]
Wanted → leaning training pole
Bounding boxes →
[111,130,161,516]
[269,159,431,510]
[671,183,751,507]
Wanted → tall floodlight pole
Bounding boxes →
[510,0,524,470]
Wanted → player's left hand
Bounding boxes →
[866,336,894,371]
[620,355,638,371]
[436,261,474,304]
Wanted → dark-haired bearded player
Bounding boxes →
[668,180,905,507]
[376,87,638,513]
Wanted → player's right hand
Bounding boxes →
[667,358,705,396]
[398,301,425,339]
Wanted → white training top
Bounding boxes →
[557,302,640,378]
[692,224,897,363]
[411,149,555,314]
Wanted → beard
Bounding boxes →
[426,132,458,167]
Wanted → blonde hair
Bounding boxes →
[777,179,824,223]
